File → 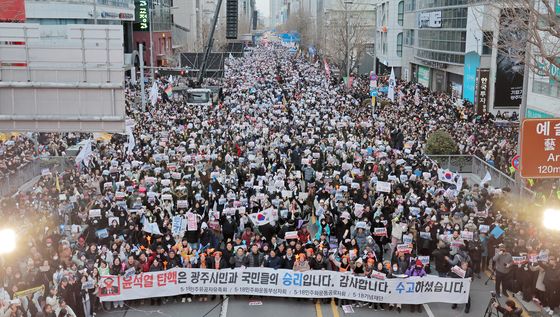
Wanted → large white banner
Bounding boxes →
[98,268,470,304]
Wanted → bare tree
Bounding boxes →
[480,0,560,80]
[322,0,373,78]
[277,9,316,49]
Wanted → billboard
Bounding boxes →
[417,11,442,28]
[463,51,480,103]
[0,0,26,22]
[494,9,525,108]
[134,0,150,31]
[418,65,430,87]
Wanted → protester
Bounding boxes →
[0,43,559,317]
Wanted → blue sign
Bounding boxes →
[463,51,480,103]
[379,86,389,94]
[370,89,378,97]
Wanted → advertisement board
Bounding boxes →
[418,65,431,87]
[463,51,480,103]
[0,0,26,22]
[417,11,442,28]
[134,0,150,31]
[494,9,525,108]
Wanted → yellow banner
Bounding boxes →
[14,285,44,299]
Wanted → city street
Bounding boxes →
[1,1,560,317]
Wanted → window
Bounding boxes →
[397,32,403,57]
[398,1,404,26]
[405,0,416,12]
[405,29,415,46]
[482,31,493,55]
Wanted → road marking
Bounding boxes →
[220,297,228,317]
[330,299,340,317]
[315,301,323,317]
[423,304,435,317]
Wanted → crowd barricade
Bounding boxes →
[98,267,471,304]
[0,156,74,197]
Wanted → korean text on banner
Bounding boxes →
[98,268,470,304]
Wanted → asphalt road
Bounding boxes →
[96,274,500,317]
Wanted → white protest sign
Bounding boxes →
[460,231,474,241]
[376,181,391,193]
[373,227,387,237]
[451,266,466,278]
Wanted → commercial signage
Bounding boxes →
[134,0,150,31]
[475,69,490,114]
[100,12,134,20]
[520,119,560,178]
[494,10,525,108]
[0,0,26,22]
[97,268,471,304]
[417,11,442,28]
[527,108,554,118]
[463,51,480,103]
[418,65,430,87]
[557,0,560,16]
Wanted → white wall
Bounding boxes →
[25,1,134,21]
[0,23,125,132]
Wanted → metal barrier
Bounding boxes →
[0,157,74,197]
[428,154,536,199]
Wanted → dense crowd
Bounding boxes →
[0,45,558,317]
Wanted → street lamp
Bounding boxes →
[344,0,353,85]
[0,229,16,255]
[543,209,560,231]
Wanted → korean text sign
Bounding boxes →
[520,119,560,178]
[98,268,470,304]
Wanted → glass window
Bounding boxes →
[398,1,405,26]
[482,31,493,55]
[397,33,403,57]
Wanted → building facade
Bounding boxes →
[25,0,135,53]
[132,0,172,67]
[375,0,403,77]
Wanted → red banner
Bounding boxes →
[0,0,26,22]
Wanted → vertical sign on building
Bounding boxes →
[475,69,490,114]
[226,0,239,39]
[521,119,560,178]
[463,51,480,103]
[494,9,525,108]
[134,0,150,31]
[556,0,560,16]
[417,65,430,88]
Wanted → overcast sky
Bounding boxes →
[255,0,270,18]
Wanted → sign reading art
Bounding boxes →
[98,268,471,304]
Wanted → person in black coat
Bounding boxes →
[281,248,296,269]
[264,250,282,269]
[432,241,450,277]
[449,261,473,314]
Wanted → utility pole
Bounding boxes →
[93,0,98,24]
[149,0,155,79]
[140,44,146,111]
[197,0,223,84]
[345,1,351,86]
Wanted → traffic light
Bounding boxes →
[226,0,238,39]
